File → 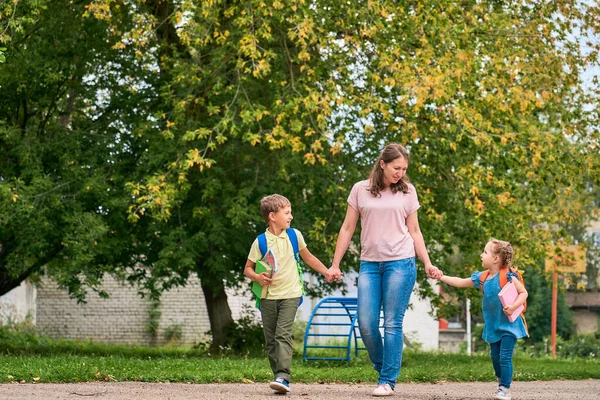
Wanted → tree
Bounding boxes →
[85,0,600,345]
[523,265,575,343]
[0,0,157,299]
[2,1,599,349]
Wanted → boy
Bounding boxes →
[244,194,332,394]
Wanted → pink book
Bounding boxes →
[498,281,524,322]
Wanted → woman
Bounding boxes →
[329,143,441,397]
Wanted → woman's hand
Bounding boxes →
[326,265,343,283]
[425,264,443,279]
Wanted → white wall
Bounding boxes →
[0,279,37,325]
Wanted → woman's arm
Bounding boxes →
[406,211,441,279]
[329,205,360,278]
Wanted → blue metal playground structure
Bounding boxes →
[302,297,382,363]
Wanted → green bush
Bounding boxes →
[0,316,54,351]
[522,265,575,342]
[209,306,265,356]
[557,332,600,358]
[467,321,599,359]
[163,324,183,345]
[517,332,600,359]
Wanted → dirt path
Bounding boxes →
[1,380,599,400]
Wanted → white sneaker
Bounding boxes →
[495,386,511,400]
[372,383,394,397]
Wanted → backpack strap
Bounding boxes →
[507,267,527,313]
[286,228,305,302]
[286,228,301,263]
[479,270,490,293]
[498,266,509,288]
[479,267,509,294]
[254,233,269,309]
[257,233,267,258]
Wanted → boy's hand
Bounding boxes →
[256,272,273,287]
[326,266,342,283]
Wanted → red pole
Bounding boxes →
[550,268,558,358]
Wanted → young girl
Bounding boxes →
[438,239,528,400]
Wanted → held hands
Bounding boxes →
[325,265,343,283]
[425,264,443,280]
[255,272,273,287]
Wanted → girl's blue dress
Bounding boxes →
[471,271,528,343]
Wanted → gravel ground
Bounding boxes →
[1,380,599,400]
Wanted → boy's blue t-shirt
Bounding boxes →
[471,271,528,343]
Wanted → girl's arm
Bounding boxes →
[439,275,475,288]
[406,211,442,279]
[244,259,272,287]
[299,248,329,279]
[329,205,359,277]
[503,277,528,315]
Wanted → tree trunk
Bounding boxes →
[0,240,47,297]
[0,264,37,297]
[201,279,234,351]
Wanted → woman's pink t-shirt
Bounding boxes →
[347,179,420,262]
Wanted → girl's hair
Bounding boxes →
[488,238,514,267]
[368,143,411,196]
[260,194,291,223]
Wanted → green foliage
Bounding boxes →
[145,299,162,345]
[2,0,600,350]
[0,321,196,358]
[467,324,598,360]
[292,319,307,343]
[1,341,599,384]
[103,0,600,310]
[0,47,6,63]
[207,308,265,356]
[521,265,575,342]
[518,333,600,359]
[0,314,51,349]
[0,0,155,299]
[163,324,183,346]
[1,320,599,383]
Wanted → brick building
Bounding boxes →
[1,272,440,350]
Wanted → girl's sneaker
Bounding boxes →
[372,383,394,396]
[495,386,511,400]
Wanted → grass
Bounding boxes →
[1,348,599,384]
[1,324,599,384]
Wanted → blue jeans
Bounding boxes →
[357,258,416,389]
[490,335,517,388]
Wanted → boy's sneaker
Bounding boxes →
[372,383,394,397]
[270,377,291,394]
[495,386,511,400]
